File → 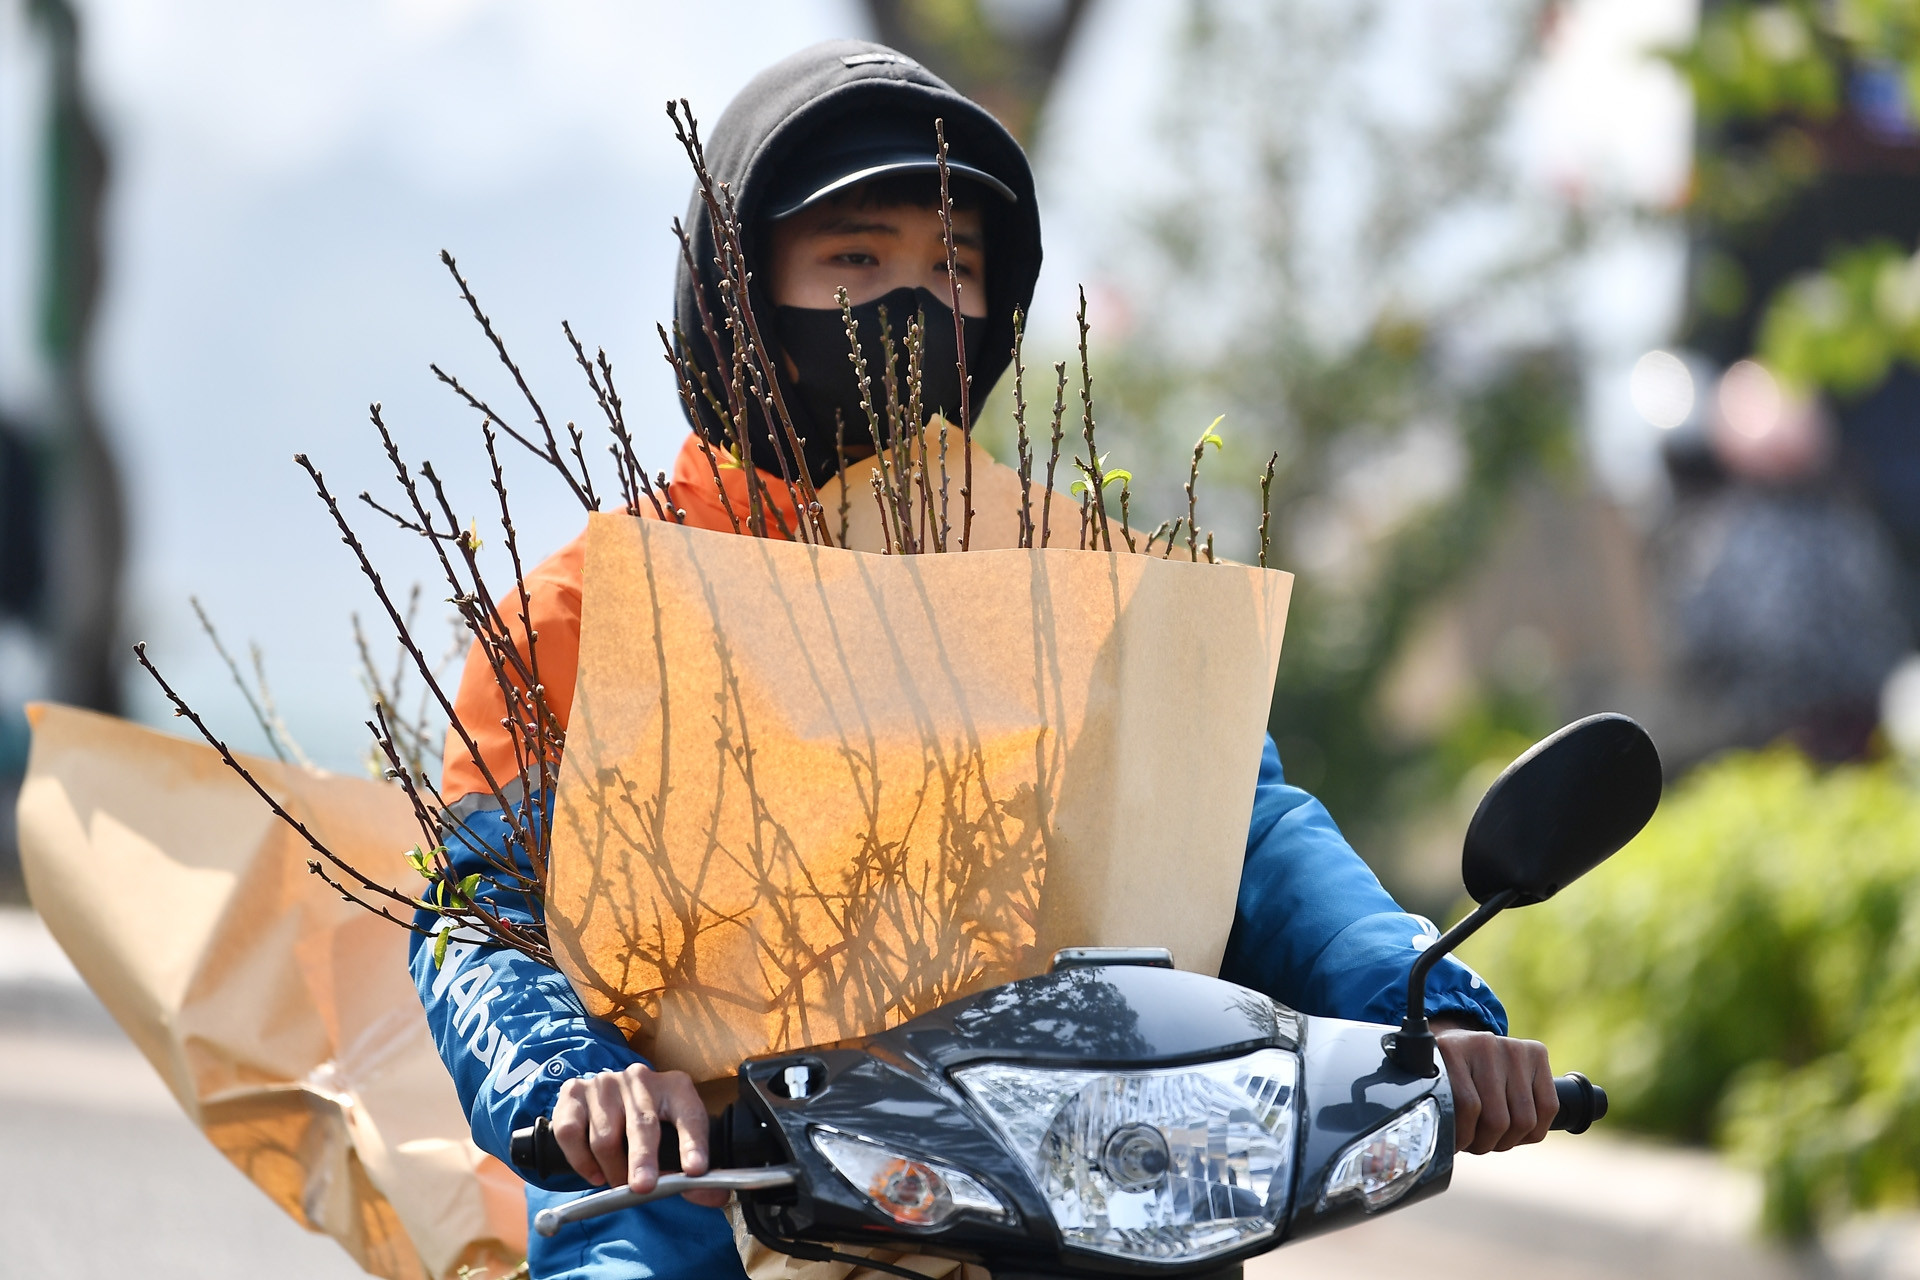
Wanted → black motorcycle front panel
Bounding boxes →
[733,965,1321,1278]
[1281,1014,1455,1243]
[733,1044,1052,1270]
[887,964,1301,1072]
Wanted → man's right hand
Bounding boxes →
[549,1063,728,1207]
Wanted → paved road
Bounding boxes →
[3,908,1913,1280]
[0,917,365,1280]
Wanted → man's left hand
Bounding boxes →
[1431,1015,1557,1154]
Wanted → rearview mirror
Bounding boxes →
[1383,712,1662,1077]
[1462,712,1663,906]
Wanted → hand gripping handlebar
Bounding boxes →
[508,1114,706,1179]
[509,1107,794,1236]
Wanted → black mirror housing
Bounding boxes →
[1384,713,1662,1078]
[1462,712,1663,906]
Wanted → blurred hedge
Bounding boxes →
[1463,749,1920,1237]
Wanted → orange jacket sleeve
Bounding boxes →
[439,432,803,801]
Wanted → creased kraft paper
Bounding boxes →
[547,514,1293,1083]
[17,704,527,1280]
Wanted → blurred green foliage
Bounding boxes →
[853,0,1092,142]
[1672,2,1920,390]
[1254,356,1576,846]
[1759,237,1920,392]
[1675,2,1839,124]
[1465,749,1920,1237]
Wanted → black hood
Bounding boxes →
[670,40,1043,486]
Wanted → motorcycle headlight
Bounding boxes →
[1320,1097,1440,1212]
[954,1048,1298,1265]
[810,1127,1010,1228]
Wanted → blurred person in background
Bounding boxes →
[1656,11,1920,763]
[1654,360,1911,761]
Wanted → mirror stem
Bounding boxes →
[1383,887,1521,1077]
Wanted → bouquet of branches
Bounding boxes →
[135,102,1290,1075]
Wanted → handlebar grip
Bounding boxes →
[509,1115,686,1179]
[1549,1072,1608,1134]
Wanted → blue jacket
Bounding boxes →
[410,735,1505,1279]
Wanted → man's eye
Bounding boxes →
[835,252,879,266]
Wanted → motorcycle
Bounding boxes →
[512,712,1662,1279]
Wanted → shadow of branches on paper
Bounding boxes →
[548,527,1056,1072]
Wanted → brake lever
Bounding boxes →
[532,1166,801,1236]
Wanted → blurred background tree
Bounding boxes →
[0,0,126,901]
[1681,0,1920,403]
[855,0,1095,141]
[1034,0,1598,909]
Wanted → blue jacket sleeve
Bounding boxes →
[408,800,640,1196]
[1219,736,1508,1033]
[410,801,750,1278]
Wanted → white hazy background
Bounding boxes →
[0,0,1693,772]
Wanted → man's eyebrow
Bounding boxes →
[805,216,984,250]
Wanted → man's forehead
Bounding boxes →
[809,213,905,236]
[794,205,984,238]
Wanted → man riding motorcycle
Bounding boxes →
[410,40,1557,1280]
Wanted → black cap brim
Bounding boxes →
[764,153,1017,221]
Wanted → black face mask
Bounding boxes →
[775,286,987,466]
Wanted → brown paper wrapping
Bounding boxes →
[816,426,1040,555]
[546,513,1292,1083]
[16,704,527,1280]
